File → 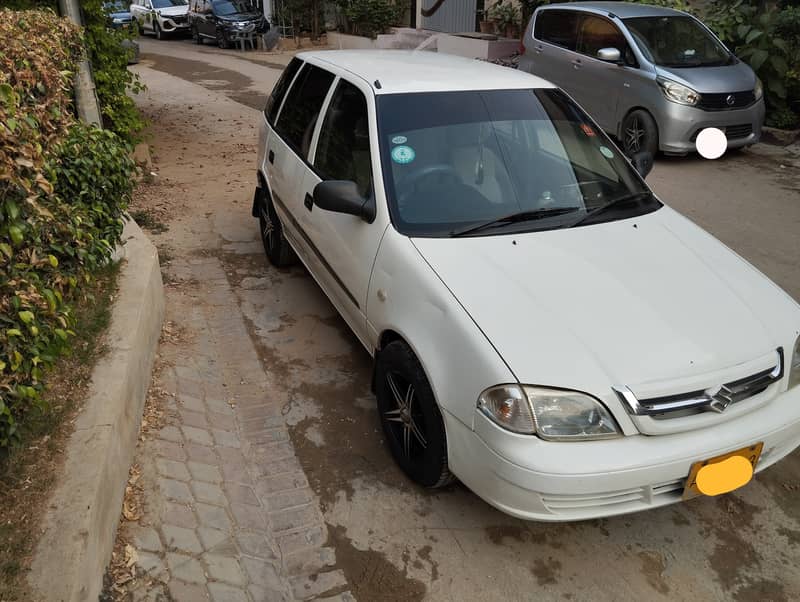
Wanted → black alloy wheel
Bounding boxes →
[375,341,455,488]
[622,109,659,157]
[258,192,294,267]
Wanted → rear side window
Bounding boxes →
[314,80,373,198]
[534,10,580,51]
[274,64,335,157]
[264,57,302,125]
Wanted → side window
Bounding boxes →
[534,10,580,51]
[314,80,373,198]
[274,64,335,157]
[578,15,633,64]
[264,58,303,126]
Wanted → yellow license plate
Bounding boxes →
[682,442,763,500]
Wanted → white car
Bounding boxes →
[252,50,800,521]
[130,0,189,39]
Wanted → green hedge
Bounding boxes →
[0,9,135,447]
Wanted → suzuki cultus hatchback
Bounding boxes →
[253,51,800,521]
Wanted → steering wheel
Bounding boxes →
[397,164,462,206]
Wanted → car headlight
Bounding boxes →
[478,385,621,440]
[790,335,800,389]
[755,77,764,101]
[112,17,123,24]
[657,77,701,106]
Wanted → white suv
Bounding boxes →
[130,0,189,39]
[253,50,800,521]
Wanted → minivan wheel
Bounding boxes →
[216,28,229,48]
[375,341,455,489]
[154,21,163,40]
[622,110,659,157]
[258,193,295,267]
[192,26,203,44]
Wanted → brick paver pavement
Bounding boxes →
[121,255,353,601]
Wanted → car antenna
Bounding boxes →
[374,79,382,89]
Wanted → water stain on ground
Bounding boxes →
[531,557,562,586]
[733,578,788,602]
[638,550,670,595]
[327,524,427,601]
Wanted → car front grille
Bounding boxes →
[690,123,754,142]
[615,349,783,419]
[541,478,684,514]
[698,90,756,111]
[170,15,187,23]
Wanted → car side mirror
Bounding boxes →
[313,180,375,222]
[597,47,622,63]
[631,151,654,179]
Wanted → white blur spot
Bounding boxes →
[696,127,727,160]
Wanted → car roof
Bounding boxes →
[541,1,688,19]
[296,50,555,95]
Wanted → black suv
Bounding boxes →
[188,0,267,48]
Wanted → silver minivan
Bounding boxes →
[518,1,765,156]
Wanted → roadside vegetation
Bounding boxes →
[0,8,135,450]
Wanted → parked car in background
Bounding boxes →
[253,50,800,522]
[188,0,268,48]
[519,2,765,156]
[130,0,190,40]
[103,1,139,64]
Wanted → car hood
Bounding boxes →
[109,10,132,19]
[158,6,188,16]
[411,207,798,394]
[656,60,755,93]
[219,12,261,22]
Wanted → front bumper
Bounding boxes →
[656,98,766,154]
[161,17,190,32]
[446,383,800,521]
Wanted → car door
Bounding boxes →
[198,0,213,36]
[266,62,336,264]
[529,9,581,90]
[571,13,632,131]
[299,76,387,344]
[142,0,155,31]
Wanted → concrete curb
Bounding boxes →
[28,219,164,602]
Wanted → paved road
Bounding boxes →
[126,37,800,601]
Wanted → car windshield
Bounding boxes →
[213,0,252,15]
[104,1,128,11]
[624,16,732,68]
[152,0,187,7]
[377,88,658,237]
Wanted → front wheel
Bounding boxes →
[192,26,203,44]
[154,21,163,40]
[375,341,455,489]
[216,28,229,49]
[621,109,659,157]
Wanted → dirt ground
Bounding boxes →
[130,37,800,601]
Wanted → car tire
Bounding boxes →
[216,28,228,49]
[621,110,659,157]
[258,191,295,267]
[155,21,163,40]
[192,25,203,44]
[375,340,455,489]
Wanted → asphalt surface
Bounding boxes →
[134,36,800,601]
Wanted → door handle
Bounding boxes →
[304,193,313,211]
[268,149,275,164]
[535,44,543,53]
[572,59,582,69]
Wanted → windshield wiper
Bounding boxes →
[450,207,580,237]
[569,192,654,228]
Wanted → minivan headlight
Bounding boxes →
[657,77,701,106]
[478,385,621,440]
[755,77,764,101]
[790,335,800,389]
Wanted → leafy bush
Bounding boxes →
[334,0,408,38]
[0,9,135,447]
[81,0,146,142]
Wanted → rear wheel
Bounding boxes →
[621,109,659,157]
[258,191,295,267]
[375,341,455,489]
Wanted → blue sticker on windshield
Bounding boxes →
[391,135,407,144]
[391,145,416,165]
